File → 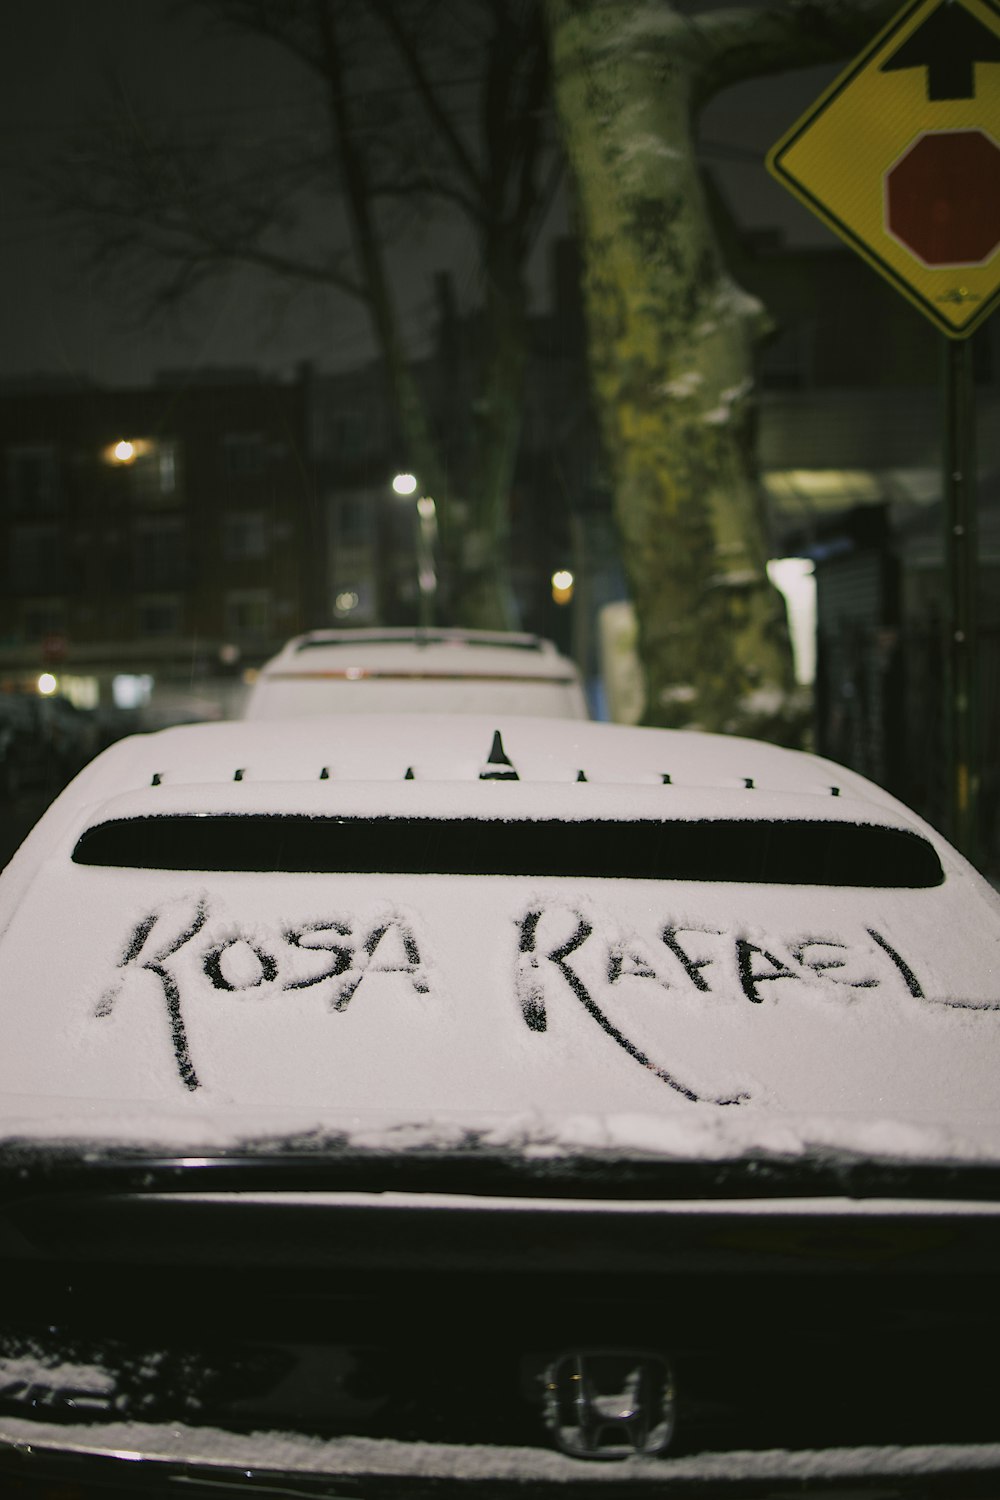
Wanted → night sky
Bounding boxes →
[0,0,843,390]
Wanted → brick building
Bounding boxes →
[0,369,318,717]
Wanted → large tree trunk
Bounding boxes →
[547,0,797,736]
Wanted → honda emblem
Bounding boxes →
[542,1350,675,1459]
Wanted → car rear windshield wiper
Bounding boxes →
[71,814,944,887]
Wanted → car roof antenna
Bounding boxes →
[480,729,519,781]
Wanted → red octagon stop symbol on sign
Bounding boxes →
[885,130,1000,267]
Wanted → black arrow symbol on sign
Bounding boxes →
[880,2,1000,100]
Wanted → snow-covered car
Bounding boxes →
[0,714,998,1496]
[243,627,590,719]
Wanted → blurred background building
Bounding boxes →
[1,230,998,861]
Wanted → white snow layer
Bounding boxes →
[0,1414,998,1485]
[0,858,998,1157]
[0,714,997,1163]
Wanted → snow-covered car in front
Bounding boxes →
[0,714,997,1496]
[242,627,590,719]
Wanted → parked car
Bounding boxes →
[0,692,100,801]
[0,714,997,1495]
[27,693,102,787]
[243,627,590,719]
[0,694,36,799]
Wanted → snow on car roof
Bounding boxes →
[255,630,583,683]
[0,715,998,1162]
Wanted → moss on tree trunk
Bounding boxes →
[548,0,797,736]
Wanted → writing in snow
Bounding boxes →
[95,894,947,1102]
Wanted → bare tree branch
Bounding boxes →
[689,0,901,104]
[38,0,559,627]
[368,0,488,203]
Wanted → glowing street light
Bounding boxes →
[551,568,574,606]
[391,474,437,626]
[103,438,150,466]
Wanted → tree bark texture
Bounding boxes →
[548,0,799,736]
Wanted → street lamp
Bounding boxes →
[551,568,574,605]
[392,473,437,627]
[103,438,150,465]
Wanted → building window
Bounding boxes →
[223,510,269,561]
[333,411,364,459]
[112,673,154,710]
[109,439,180,505]
[19,598,66,641]
[336,492,373,545]
[223,433,266,484]
[6,446,59,514]
[9,524,63,591]
[225,588,272,640]
[157,443,178,497]
[58,674,99,710]
[136,595,182,638]
[133,518,186,589]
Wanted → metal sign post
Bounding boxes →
[767,0,1000,861]
[943,337,979,864]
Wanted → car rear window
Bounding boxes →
[71,815,944,887]
[294,634,547,653]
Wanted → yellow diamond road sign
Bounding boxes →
[767,0,1000,338]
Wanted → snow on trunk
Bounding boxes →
[548,0,797,736]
